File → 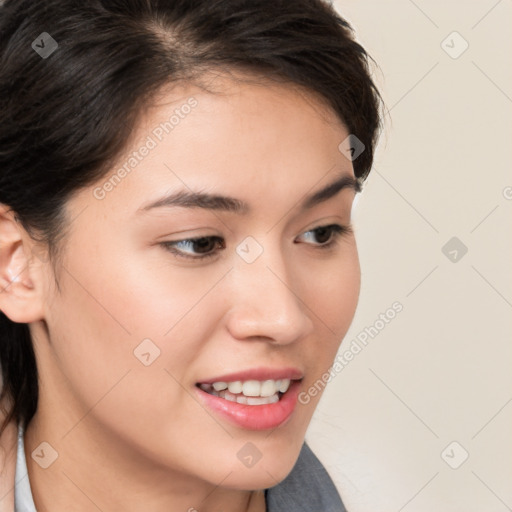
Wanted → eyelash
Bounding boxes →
[159,223,353,261]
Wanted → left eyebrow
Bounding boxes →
[137,173,360,215]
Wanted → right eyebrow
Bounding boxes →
[137,173,360,216]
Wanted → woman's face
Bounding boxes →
[30,73,361,490]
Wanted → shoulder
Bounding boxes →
[265,441,347,512]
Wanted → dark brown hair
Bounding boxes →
[0,0,383,436]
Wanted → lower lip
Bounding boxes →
[194,380,302,431]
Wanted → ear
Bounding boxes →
[0,204,45,323]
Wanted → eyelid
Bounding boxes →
[159,222,353,261]
[296,223,354,248]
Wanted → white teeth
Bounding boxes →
[211,389,280,405]
[242,380,261,397]
[227,381,243,394]
[279,379,291,393]
[247,394,279,405]
[223,391,237,403]
[260,380,277,397]
[201,378,294,398]
[212,381,228,391]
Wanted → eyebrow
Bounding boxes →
[138,173,361,215]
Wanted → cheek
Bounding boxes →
[337,251,361,329]
[46,243,224,401]
[301,246,361,373]
[96,243,229,339]
[45,262,214,457]
[308,244,360,333]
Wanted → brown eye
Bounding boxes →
[160,236,225,260]
[295,224,352,248]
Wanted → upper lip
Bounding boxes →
[197,367,304,384]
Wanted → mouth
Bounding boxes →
[194,370,304,430]
[196,378,293,406]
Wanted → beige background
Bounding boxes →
[307,1,512,510]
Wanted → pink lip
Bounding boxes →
[194,379,302,430]
[196,366,304,384]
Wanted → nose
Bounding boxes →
[224,243,315,345]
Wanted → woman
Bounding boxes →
[0,0,383,510]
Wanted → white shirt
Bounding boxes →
[14,425,36,512]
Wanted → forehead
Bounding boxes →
[152,69,342,123]
[66,71,354,226]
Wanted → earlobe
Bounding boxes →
[0,205,44,323]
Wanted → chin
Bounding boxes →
[211,441,303,491]
[220,466,296,491]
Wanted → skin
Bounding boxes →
[0,71,361,512]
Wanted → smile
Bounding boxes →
[198,378,292,406]
[195,376,303,431]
